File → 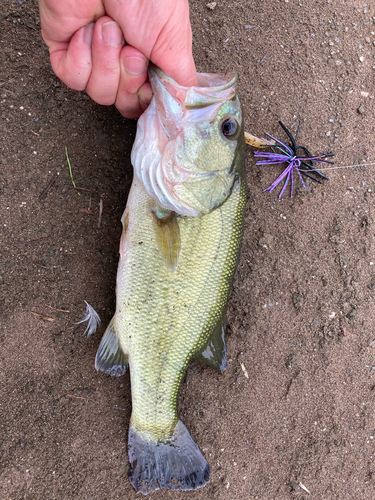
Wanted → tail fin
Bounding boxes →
[128,420,210,494]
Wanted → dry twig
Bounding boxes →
[79,208,93,215]
[39,174,58,199]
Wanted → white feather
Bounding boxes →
[75,301,101,336]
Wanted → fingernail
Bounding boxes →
[102,21,124,46]
[123,57,148,75]
[83,23,95,45]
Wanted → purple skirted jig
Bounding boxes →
[254,121,334,199]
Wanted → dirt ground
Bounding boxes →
[1,0,375,498]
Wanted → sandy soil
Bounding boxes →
[1,0,375,498]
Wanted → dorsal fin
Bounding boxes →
[152,208,181,271]
[194,320,227,372]
[95,316,128,377]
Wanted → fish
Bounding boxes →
[94,65,246,495]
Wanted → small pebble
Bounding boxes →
[359,56,365,62]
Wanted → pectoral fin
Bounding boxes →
[95,316,128,377]
[194,320,227,372]
[152,208,181,271]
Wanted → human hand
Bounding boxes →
[39,0,198,118]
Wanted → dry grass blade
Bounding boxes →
[0,78,15,86]
[65,147,80,196]
[342,327,351,337]
[299,482,311,494]
[240,362,249,379]
[59,394,86,400]
[47,306,70,313]
[98,198,103,228]
[31,311,55,321]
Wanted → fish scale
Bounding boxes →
[116,176,245,440]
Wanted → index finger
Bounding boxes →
[150,20,197,87]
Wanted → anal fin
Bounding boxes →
[95,316,128,377]
[194,320,227,372]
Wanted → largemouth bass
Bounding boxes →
[95,66,246,494]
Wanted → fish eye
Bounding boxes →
[221,117,238,139]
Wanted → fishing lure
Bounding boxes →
[254,121,334,199]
